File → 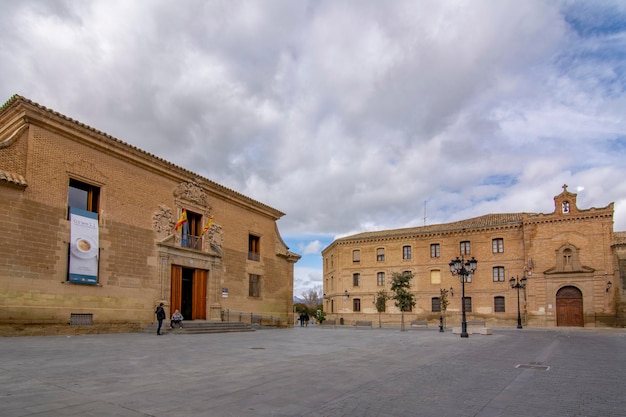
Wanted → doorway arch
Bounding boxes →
[556,286,583,327]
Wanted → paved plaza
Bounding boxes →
[0,325,624,417]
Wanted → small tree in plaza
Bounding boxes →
[390,271,416,331]
[439,288,450,330]
[374,290,391,328]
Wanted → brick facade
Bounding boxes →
[0,95,300,335]
[322,186,624,328]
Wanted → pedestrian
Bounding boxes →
[155,303,166,335]
[299,312,305,327]
[170,309,184,329]
[304,312,310,327]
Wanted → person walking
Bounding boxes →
[155,303,166,335]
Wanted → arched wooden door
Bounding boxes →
[556,286,583,327]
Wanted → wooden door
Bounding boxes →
[556,286,583,327]
[170,265,183,316]
[192,269,207,320]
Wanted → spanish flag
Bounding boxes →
[202,215,214,236]
[174,209,188,231]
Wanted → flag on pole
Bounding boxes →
[175,209,188,231]
[202,215,214,236]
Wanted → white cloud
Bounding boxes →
[2,0,625,296]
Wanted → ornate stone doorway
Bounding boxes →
[171,265,207,320]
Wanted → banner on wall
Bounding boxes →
[68,207,99,285]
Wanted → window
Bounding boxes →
[353,250,360,263]
[460,241,471,256]
[249,274,261,297]
[377,248,385,261]
[562,201,570,213]
[494,296,505,312]
[353,298,361,312]
[432,297,441,312]
[430,243,440,258]
[492,238,504,253]
[493,267,505,282]
[248,235,260,261]
[68,178,100,213]
[353,273,361,287]
[403,246,412,260]
[377,272,385,286]
[430,269,441,285]
[463,297,472,312]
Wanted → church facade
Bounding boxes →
[322,187,625,328]
[0,95,300,335]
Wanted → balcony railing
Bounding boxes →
[174,234,203,251]
[248,251,260,261]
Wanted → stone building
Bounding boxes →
[0,95,300,335]
[322,186,625,328]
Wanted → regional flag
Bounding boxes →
[175,209,188,231]
[202,215,214,236]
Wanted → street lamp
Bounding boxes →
[449,256,477,338]
[509,276,527,329]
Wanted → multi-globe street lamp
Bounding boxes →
[509,276,527,329]
[449,256,477,338]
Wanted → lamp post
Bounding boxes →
[509,276,527,329]
[449,256,477,338]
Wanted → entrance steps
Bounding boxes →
[144,321,255,335]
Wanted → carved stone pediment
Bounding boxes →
[173,180,211,209]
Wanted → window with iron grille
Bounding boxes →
[249,274,261,297]
[494,296,505,312]
[463,297,472,312]
[432,297,441,312]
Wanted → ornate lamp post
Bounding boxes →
[449,256,477,338]
[509,276,527,329]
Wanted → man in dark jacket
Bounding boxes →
[155,303,166,335]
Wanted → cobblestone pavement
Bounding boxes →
[0,326,624,417]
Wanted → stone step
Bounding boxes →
[144,321,255,335]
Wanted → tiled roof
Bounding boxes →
[336,213,526,242]
[0,169,27,187]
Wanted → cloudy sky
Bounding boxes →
[2,0,625,297]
